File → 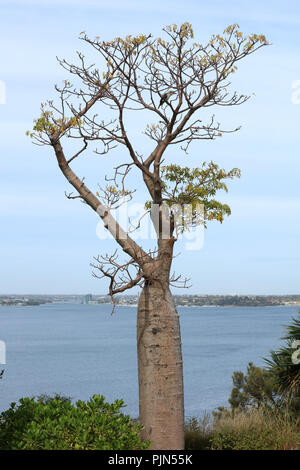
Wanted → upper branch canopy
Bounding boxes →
[28,22,268,218]
[29,22,268,157]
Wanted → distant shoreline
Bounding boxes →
[83,302,300,308]
[1,294,300,309]
[97,303,300,308]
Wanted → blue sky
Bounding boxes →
[0,0,299,295]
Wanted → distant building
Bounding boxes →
[84,294,92,304]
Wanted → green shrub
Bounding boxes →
[184,415,213,450]
[211,427,282,450]
[228,362,280,410]
[184,407,300,450]
[0,394,149,450]
[210,407,300,450]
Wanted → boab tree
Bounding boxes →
[29,23,268,449]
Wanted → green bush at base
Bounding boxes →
[0,394,149,450]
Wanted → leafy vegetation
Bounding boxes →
[228,362,281,410]
[0,394,149,450]
[265,313,300,406]
[210,407,300,450]
[184,415,214,450]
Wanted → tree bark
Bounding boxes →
[137,280,184,450]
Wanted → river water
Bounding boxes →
[0,303,298,417]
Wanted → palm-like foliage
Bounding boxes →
[265,311,300,401]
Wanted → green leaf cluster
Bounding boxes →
[160,162,241,226]
[0,394,149,450]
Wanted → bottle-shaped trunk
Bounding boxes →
[137,280,184,449]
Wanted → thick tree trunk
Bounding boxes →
[137,280,184,450]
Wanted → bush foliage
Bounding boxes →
[0,394,149,450]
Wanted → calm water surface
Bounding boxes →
[0,303,298,417]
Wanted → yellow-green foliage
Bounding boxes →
[159,162,241,226]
